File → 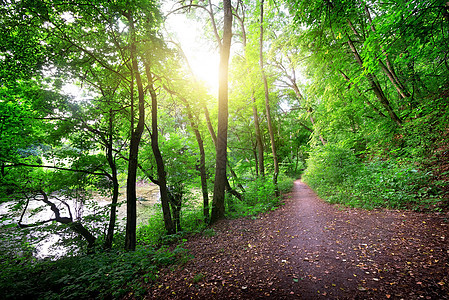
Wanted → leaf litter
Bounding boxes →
[137,180,449,299]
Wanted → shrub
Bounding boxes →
[303,143,438,210]
[0,245,188,300]
[137,204,167,246]
[278,173,295,193]
[226,174,295,218]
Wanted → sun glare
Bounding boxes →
[165,13,219,94]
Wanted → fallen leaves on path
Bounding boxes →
[139,181,449,299]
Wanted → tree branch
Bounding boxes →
[5,163,109,177]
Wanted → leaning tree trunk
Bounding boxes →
[346,35,402,126]
[182,99,210,222]
[361,4,410,99]
[167,45,211,222]
[19,191,97,250]
[147,69,175,235]
[339,70,387,119]
[210,0,232,224]
[164,85,211,223]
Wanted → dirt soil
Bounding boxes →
[144,180,449,299]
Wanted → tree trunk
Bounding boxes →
[378,59,410,99]
[104,109,119,249]
[259,0,279,194]
[228,162,245,192]
[346,35,402,126]
[125,14,145,251]
[253,148,259,177]
[104,174,119,249]
[168,188,182,232]
[225,179,244,201]
[198,136,209,223]
[210,0,232,224]
[190,125,209,223]
[125,116,140,251]
[147,70,175,235]
[204,100,244,203]
[20,191,97,250]
[165,43,210,223]
[177,94,210,223]
[252,93,265,177]
[339,70,387,118]
[204,105,218,147]
[237,13,265,178]
[362,4,410,98]
[70,221,97,250]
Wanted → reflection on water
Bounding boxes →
[0,183,160,259]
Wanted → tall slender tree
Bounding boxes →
[234,3,265,177]
[258,0,279,192]
[210,0,233,223]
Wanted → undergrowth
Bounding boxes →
[226,174,295,218]
[303,143,446,211]
[1,175,296,300]
[0,244,189,300]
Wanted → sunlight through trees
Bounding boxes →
[1,0,448,297]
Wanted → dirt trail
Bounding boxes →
[146,180,449,299]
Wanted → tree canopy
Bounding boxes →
[0,2,448,297]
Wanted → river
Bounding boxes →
[0,183,160,259]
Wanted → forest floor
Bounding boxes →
[143,180,449,299]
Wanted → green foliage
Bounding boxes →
[285,0,449,211]
[180,197,208,233]
[0,245,189,300]
[202,228,216,237]
[192,272,205,283]
[227,175,294,218]
[278,173,296,194]
[303,144,442,210]
[152,243,190,266]
[244,177,277,206]
[137,204,167,246]
[137,194,208,246]
[1,0,448,298]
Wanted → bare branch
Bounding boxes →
[167,3,222,49]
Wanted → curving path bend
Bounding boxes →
[145,180,449,299]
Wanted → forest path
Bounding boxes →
[145,180,449,299]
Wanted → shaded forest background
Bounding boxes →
[0,0,448,299]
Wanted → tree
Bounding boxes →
[233,1,265,178]
[0,84,112,252]
[0,0,169,251]
[147,69,176,235]
[210,0,233,223]
[169,0,246,223]
[162,75,211,222]
[258,0,279,192]
[123,9,148,250]
[284,0,449,209]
